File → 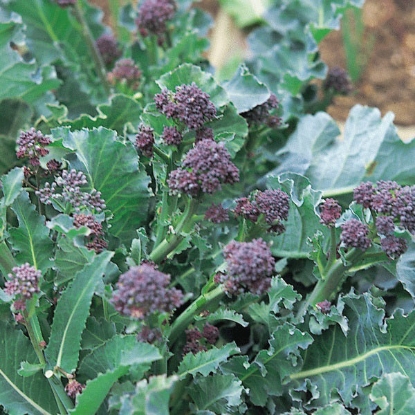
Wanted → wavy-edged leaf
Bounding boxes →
[44,251,113,374]
[49,94,142,136]
[266,173,328,258]
[222,324,313,406]
[195,308,248,328]
[79,334,162,379]
[1,167,24,207]
[396,241,415,300]
[0,13,59,106]
[8,190,54,272]
[55,126,151,245]
[369,372,415,415]
[222,64,270,113]
[289,293,415,412]
[187,374,244,414]
[178,342,240,379]
[274,106,415,195]
[0,321,59,415]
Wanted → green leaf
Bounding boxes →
[119,375,178,415]
[222,324,313,406]
[79,335,162,379]
[81,317,117,350]
[8,190,54,272]
[289,293,415,411]
[0,14,59,105]
[195,308,248,328]
[222,64,270,113]
[18,361,43,377]
[44,251,114,374]
[266,173,328,258]
[156,64,229,109]
[52,95,143,136]
[187,374,244,413]
[178,343,240,379]
[70,366,128,415]
[0,321,59,415]
[396,241,415,300]
[274,106,415,195]
[369,373,415,415]
[56,127,151,245]
[1,167,24,207]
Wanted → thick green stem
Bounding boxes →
[72,2,111,96]
[168,285,224,345]
[297,248,363,318]
[149,198,199,263]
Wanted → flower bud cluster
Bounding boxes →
[5,263,41,305]
[234,189,290,234]
[135,124,155,157]
[352,180,415,257]
[108,58,141,89]
[36,169,106,213]
[204,203,229,223]
[65,380,85,399]
[155,83,217,130]
[240,94,281,128]
[182,323,219,355]
[95,34,121,66]
[340,219,371,250]
[167,139,239,196]
[323,66,352,95]
[319,198,342,227]
[73,213,107,253]
[135,0,176,44]
[215,238,275,295]
[16,128,51,167]
[110,263,184,320]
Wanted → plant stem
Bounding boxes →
[72,2,111,96]
[297,248,363,318]
[168,285,224,345]
[149,197,199,263]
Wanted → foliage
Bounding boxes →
[0,0,414,414]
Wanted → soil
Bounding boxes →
[90,0,415,131]
[319,0,415,126]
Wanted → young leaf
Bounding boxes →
[44,251,114,374]
[0,167,24,207]
[8,191,54,272]
[56,126,151,245]
[289,293,415,411]
[119,375,178,415]
[0,321,60,415]
[369,372,415,414]
[178,343,240,379]
[187,374,245,414]
[221,324,313,406]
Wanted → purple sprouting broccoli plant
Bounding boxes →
[110,262,184,320]
[182,323,219,355]
[215,238,275,295]
[168,139,239,196]
[204,203,229,223]
[319,198,343,227]
[323,66,353,95]
[161,126,183,146]
[340,218,371,251]
[135,124,155,157]
[234,189,290,234]
[135,0,176,45]
[155,83,217,130]
[5,263,41,311]
[95,34,121,66]
[240,94,281,128]
[36,169,106,214]
[16,128,51,167]
[107,58,141,90]
[73,213,107,253]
